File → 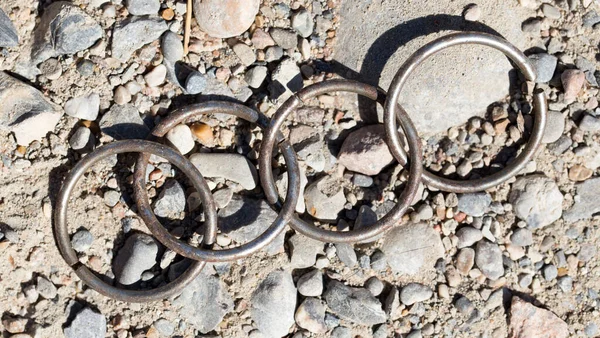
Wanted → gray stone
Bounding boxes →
[548,135,572,155]
[289,233,324,268]
[557,276,573,292]
[213,188,234,209]
[370,250,387,271]
[251,270,297,338]
[583,11,600,27]
[103,190,120,207]
[338,125,394,176]
[173,273,233,333]
[270,28,298,49]
[111,16,168,62]
[353,174,374,187]
[291,10,314,38]
[65,93,100,121]
[541,4,561,19]
[161,31,184,63]
[297,270,323,297]
[32,2,103,64]
[189,153,258,190]
[153,179,186,218]
[335,0,530,132]
[456,227,483,248]
[364,277,384,296]
[585,323,598,337]
[269,57,302,100]
[564,178,600,223]
[193,0,260,38]
[69,126,94,151]
[36,276,57,299]
[295,298,328,334]
[475,240,504,280]
[543,111,565,143]
[71,229,94,252]
[509,176,563,228]
[0,8,18,47]
[400,283,432,305]
[331,327,352,338]
[381,222,444,275]
[125,0,160,15]
[153,318,174,336]
[457,193,492,217]
[0,72,63,145]
[455,296,475,315]
[64,307,106,338]
[304,176,346,221]
[324,280,386,325]
[232,43,256,66]
[510,228,533,246]
[579,114,600,132]
[77,59,95,76]
[578,244,596,263]
[218,196,284,255]
[406,330,423,338]
[276,167,308,213]
[456,248,475,275]
[542,264,558,281]
[185,71,208,94]
[265,46,284,62]
[335,243,357,267]
[99,104,149,140]
[245,66,268,88]
[113,233,159,285]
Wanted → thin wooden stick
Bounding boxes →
[184,0,192,55]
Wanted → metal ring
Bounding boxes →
[53,140,212,302]
[259,79,424,243]
[133,101,301,262]
[384,32,548,193]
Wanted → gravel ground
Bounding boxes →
[1,0,600,337]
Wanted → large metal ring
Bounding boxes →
[53,140,212,302]
[259,79,424,243]
[133,101,301,262]
[384,32,548,193]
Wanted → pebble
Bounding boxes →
[578,244,596,262]
[475,240,504,280]
[64,307,107,338]
[193,0,259,38]
[335,243,357,267]
[270,28,299,49]
[251,29,275,49]
[265,45,284,62]
[289,233,324,268]
[245,66,268,88]
[103,190,120,207]
[579,114,600,132]
[71,229,94,252]
[297,270,323,297]
[153,179,186,218]
[114,86,131,105]
[291,10,314,37]
[561,69,586,100]
[304,176,346,221]
[338,125,394,176]
[331,326,352,338]
[510,228,533,246]
[125,0,159,15]
[521,18,542,33]
[364,277,384,296]
[400,283,433,305]
[185,71,208,94]
[456,227,483,248]
[270,57,302,99]
[69,126,94,151]
[557,276,573,292]
[528,53,557,83]
[542,111,565,143]
[251,270,296,337]
[213,188,234,209]
[509,176,563,228]
[39,58,62,80]
[294,298,328,333]
[173,273,234,333]
[165,124,195,155]
[161,31,183,63]
[144,65,167,87]
[457,193,492,217]
[564,178,600,222]
[353,173,373,187]
[112,16,168,62]
[324,281,386,325]
[463,4,481,21]
[456,248,475,275]
[509,297,568,338]
[36,276,57,299]
[455,296,475,315]
[65,93,100,120]
[232,43,256,66]
[112,233,158,285]
[99,104,150,140]
[541,3,561,19]
[0,8,18,47]
[152,318,174,337]
[190,153,258,190]
[370,250,387,271]
[585,323,598,337]
[382,222,444,275]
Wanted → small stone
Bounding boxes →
[353,174,374,187]
[291,10,314,37]
[144,64,167,87]
[297,270,323,297]
[193,0,260,38]
[364,277,384,296]
[475,240,504,280]
[324,281,386,325]
[232,43,256,66]
[64,307,107,338]
[542,111,564,143]
[104,190,121,207]
[269,57,302,99]
[579,114,600,132]
[190,153,258,190]
[0,8,18,47]
[331,326,352,338]
[113,233,159,285]
[71,229,94,252]
[562,69,586,100]
[338,125,394,176]
[585,323,598,337]
[251,29,275,49]
[153,179,186,218]
[213,188,234,209]
[508,297,568,338]
[521,17,542,33]
[335,243,357,267]
[99,104,149,140]
[161,31,184,63]
[125,0,159,15]
[510,228,533,246]
[456,227,483,248]
[541,4,561,19]
[69,126,94,151]
[36,276,57,299]
[509,176,563,229]
[270,28,298,49]
[289,233,324,268]
[111,16,168,62]
[463,4,481,21]
[455,296,475,315]
[265,46,284,62]
[65,93,100,120]
[456,248,475,275]
[518,273,533,288]
[304,176,346,221]
[295,298,327,334]
[457,193,492,217]
[370,250,387,271]
[152,318,174,337]
[39,58,62,80]
[251,270,296,337]
[166,124,195,155]
[564,178,600,223]
[114,86,131,105]
[244,66,268,88]
[400,283,433,305]
[557,276,573,292]
[569,164,593,182]
[578,244,596,262]
[185,72,208,94]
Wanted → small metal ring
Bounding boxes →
[133,102,301,262]
[384,32,548,193]
[259,79,424,243]
[53,140,211,302]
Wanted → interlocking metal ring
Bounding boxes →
[53,140,212,302]
[384,32,548,193]
[259,79,424,243]
[133,101,301,262]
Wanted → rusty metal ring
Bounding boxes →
[259,79,424,243]
[133,101,301,262]
[53,140,212,302]
[384,32,548,193]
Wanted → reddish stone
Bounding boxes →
[509,297,569,338]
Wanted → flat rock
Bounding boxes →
[251,270,297,338]
[173,273,233,334]
[509,175,563,228]
[457,193,492,217]
[153,179,186,218]
[193,0,260,38]
[165,124,195,154]
[475,240,504,280]
[189,153,258,190]
[32,2,103,64]
[529,53,558,83]
[400,283,433,305]
[289,233,324,268]
[297,270,323,297]
[335,243,358,267]
[304,176,346,221]
[112,233,158,285]
[99,104,149,140]
[0,8,18,47]
[161,31,184,63]
[269,57,302,100]
[563,177,600,223]
[64,307,106,338]
[508,297,568,338]
[64,93,100,121]
[456,227,483,248]
[295,298,328,333]
[542,111,565,143]
[218,196,284,255]
[338,125,394,176]
[0,72,62,145]
[125,0,160,16]
[381,222,444,275]
[112,16,167,62]
[323,280,386,325]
